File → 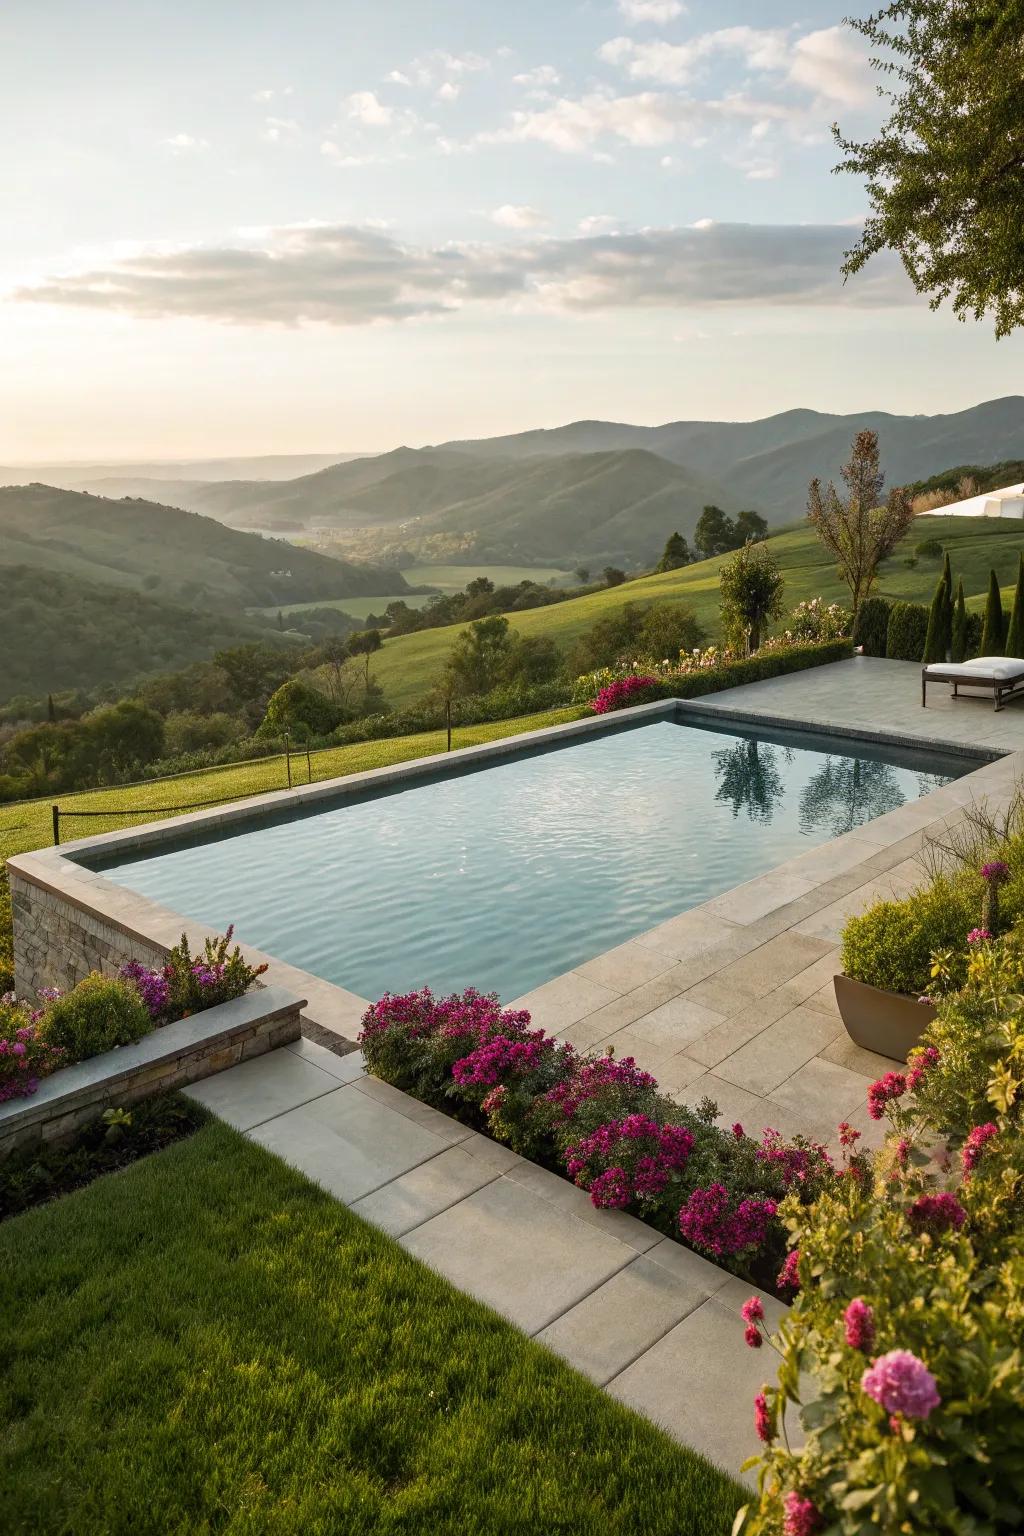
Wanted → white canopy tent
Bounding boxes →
[921,482,1024,519]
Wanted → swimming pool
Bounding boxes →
[93,716,967,1003]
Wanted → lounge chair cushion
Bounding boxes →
[924,657,1024,681]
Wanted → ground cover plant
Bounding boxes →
[358,988,854,1292]
[0,1119,745,1536]
[739,921,1024,1535]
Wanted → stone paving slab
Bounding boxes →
[185,1049,339,1131]
[348,1145,500,1237]
[400,1175,637,1335]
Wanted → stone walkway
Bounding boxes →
[186,1038,786,1481]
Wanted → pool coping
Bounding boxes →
[8,696,1022,1047]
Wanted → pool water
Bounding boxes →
[96,718,965,1003]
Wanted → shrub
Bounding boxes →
[780,598,850,644]
[590,675,662,714]
[885,600,929,661]
[0,996,64,1102]
[840,878,978,995]
[163,928,267,1018]
[39,974,152,1063]
[852,595,891,657]
[922,575,949,663]
[259,679,342,739]
[980,568,1004,655]
[719,542,785,652]
[915,536,944,558]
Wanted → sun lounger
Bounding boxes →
[922,656,1024,711]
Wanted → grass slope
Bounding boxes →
[0,1121,743,1535]
[367,517,1024,710]
[0,485,408,608]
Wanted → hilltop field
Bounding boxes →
[365,516,1024,709]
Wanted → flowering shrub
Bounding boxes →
[762,598,850,648]
[589,674,661,714]
[359,990,847,1284]
[739,921,1024,1535]
[118,927,267,1025]
[0,994,63,1103]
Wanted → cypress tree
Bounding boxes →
[940,551,953,654]
[951,578,968,662]
[1005,553,1024,657]
[922,576,948,663]
[980,568,1004,655]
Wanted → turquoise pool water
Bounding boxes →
[96,718,966,1003]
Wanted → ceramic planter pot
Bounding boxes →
[833,974,937,1063]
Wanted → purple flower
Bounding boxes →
[967,927,992,945]
[783,1492,822,1536]
[981,860,1010,884]
[590,674,660,714]
[119,960,170,1020]
[908,1191,966,1234]
[588,1167,631,1209]
[962,1121,998,1177]
[844,1298,875,1352]
[777,1249,801,1293]
[678,1183,777,1259]
[861,1349,940,1420]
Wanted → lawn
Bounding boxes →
[367,517,1024,709]
[0,1119,745,1536]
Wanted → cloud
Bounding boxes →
[161,133,208,155]
[252,86,293,102]
[617,0,685,23]
[385,70,412,86]
[578,214,620,234]
[262,116,300,143]
[513,64,561,88]
[789,27,874,108]
[493,89,792,154]
[15,219,912,328]
[436,81,460,103]
[491,204,548,229]
[345,90,393,127]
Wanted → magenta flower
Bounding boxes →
[590,674,660,714]
[908,1191,966,1234]
[744,1324,762,1349]
[844,1298,875,1352]
[906,1045,939,1092]
[967,927,992,945]
[753,1390,774,1443]
[980,860,1010,884]
[588,1167,631,1209]
[741,1295,765,1325]
[867,1071,907,1120]
[731,1122,745,1138]
[678,1183,777,1259]
[962,1121,998,1177]
[861,1349,941,1420]
[777,1248,801,1292]
[783,1491,822,1536]
[837,1120,861,1148]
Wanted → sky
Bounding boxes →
[1,0,1020,461]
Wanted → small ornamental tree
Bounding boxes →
[941,550,954,650]
[719,542,785,654]
[922,576,948,664]
[443,615,517,698]
[656,531,691,572]
[980,569,1004,655]
[807,431,914,619]
[951,578,968,662]
[1005,553,1024,657]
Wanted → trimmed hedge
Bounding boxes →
[853,596,891,658]
[886,600,929,662]
[651,638,853,702]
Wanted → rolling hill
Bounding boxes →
[0,485,411,609]
[0,564,290,704]
[364,514,1024,710]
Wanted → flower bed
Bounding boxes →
[0,927,266,1106]
[737,925,1024,1534]
[577,638,854,714]
[358,988,863,1292]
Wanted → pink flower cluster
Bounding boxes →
[590,674,660,714]
[844,1298,875,1352]
[962,1121,998,1177]
[565,1114,695,1208]
[867,1071,907,1120]
[907,1191,966,1235]
[981,860,1010,884]
[756,1126,833,1186]
[906,1045,939,1093]
[544,1053,657,1120]
[967,927,992,946]
[753,1391,773,1443]
[861,1349,940,1420]
[741,1294,765,1348]
[0,1008,63,1104]
[452,1031,551,1087]
[777,1249,801,1292]
[678,1182,778,1259]
[783,1491,822,1536]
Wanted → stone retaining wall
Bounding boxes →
[0,986,304,1157]
[11,868,167,998]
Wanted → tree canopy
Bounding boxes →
[836,1,1024,335]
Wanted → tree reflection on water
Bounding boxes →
[712,738,787,824]
[798,757,907,837]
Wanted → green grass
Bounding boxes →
[0,1120,744,1535]
[265,593,436,619]
[367,518,1024,709]
[0,707,581,868]
[400,563,575,591]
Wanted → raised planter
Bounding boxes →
[833,974,937,1063]
[0,985,305,1157]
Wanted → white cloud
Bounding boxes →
[262,116,300,143]
[491,204,548,229]
[386,70,412,86]
[161,133,208,154]
[252,86,293,102]
[345,90,393,127]
[436,81,460,103]
[513,64,561,88]
[789,27,873,108]
[578,213,619,234]
[493,89,793,154]
[14,219,912,327]
[617,0,685,23]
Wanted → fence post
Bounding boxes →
[446,697,452,752]
[285,732,292,790]
[52,804,60,846]
[306,741,312,783]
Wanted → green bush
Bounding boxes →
[840,878,978,995]
[40,974,153,1063]
[852,596,891,657]
[657,639,853,701]
[915,536,944,558]
[885,600,929,661]
[258,679,342,739]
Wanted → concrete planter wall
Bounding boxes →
[0,985,305,1157]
